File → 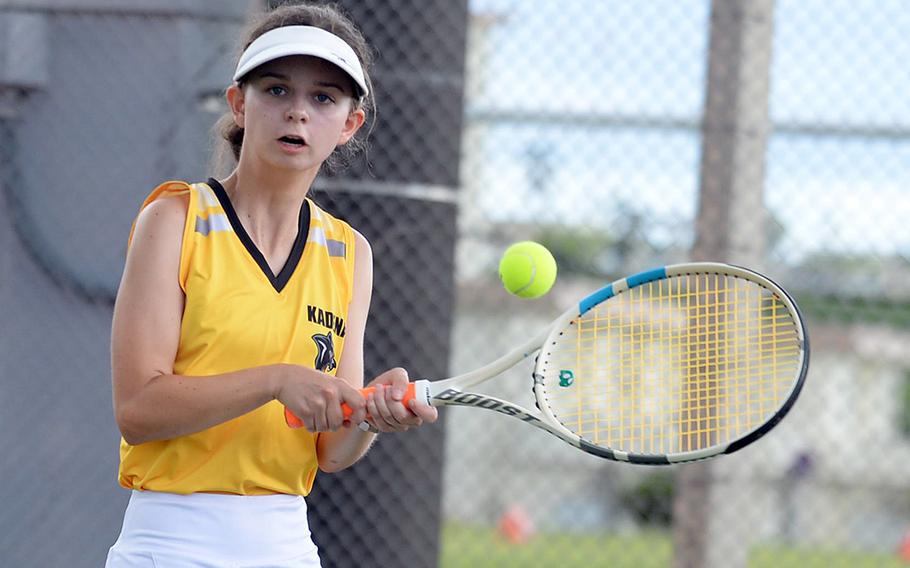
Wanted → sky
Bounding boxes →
[464,0,910,261]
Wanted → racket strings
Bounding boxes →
[541,273,802,455]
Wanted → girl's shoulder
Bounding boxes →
[139,180,223,212]
[127,181,193,246]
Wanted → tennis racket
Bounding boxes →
[287,262,809,465]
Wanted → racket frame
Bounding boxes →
[423,262,809,465]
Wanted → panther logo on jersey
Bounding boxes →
[312,332,337,372]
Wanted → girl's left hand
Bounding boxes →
[364,368,438,432]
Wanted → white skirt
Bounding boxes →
[106,490,321,568]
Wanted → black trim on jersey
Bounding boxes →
[207,178,310,293]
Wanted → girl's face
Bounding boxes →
[227,55,365,175]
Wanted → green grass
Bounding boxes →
[440,523,908,568]
[440,523,670,568]
[752,543,908,568]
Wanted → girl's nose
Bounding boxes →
[286,105,308,123]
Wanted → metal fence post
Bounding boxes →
[673,2,776,568]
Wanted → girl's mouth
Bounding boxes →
[278,135,307,151]
[278,135,306,147]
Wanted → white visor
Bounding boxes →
[233,26,368,97]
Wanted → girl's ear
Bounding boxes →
[338,108,366,146]
[226,84,245,129]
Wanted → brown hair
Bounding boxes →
[213,2,376,175]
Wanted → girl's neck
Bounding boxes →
[219,162,317,240]
[228,157,318,202]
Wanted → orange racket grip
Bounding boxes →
[342,385,376,419]
[284,380,431,429]
[285,407,304,429]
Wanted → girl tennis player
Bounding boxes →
[107,4,437,567]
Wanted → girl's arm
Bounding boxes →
[316,231,437,473]
[111,195,366,445]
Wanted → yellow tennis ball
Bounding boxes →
[498,241,557,298]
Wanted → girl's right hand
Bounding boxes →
[275,365,367,431]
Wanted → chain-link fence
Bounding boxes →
[1,1,909,567]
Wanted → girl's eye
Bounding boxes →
[267,86,287,96]
[315,93,335,104]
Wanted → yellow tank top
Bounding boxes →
[118,179,356,495]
